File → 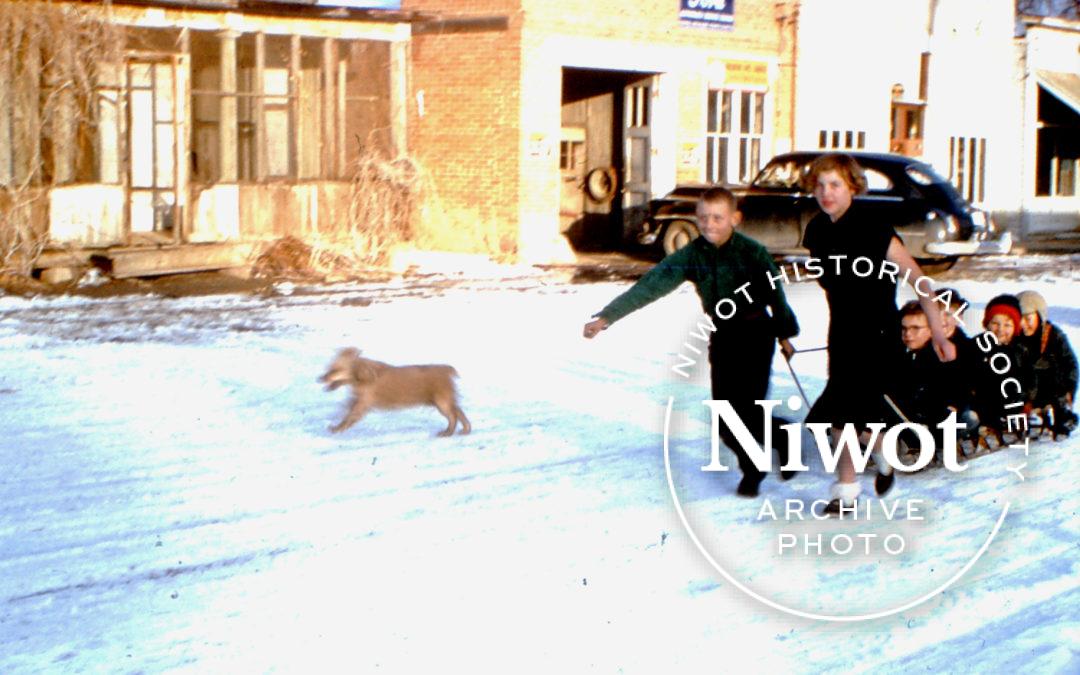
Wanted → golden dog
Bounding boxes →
[320,348,470,436]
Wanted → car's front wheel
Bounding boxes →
[662,220,698,255]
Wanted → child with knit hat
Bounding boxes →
[983,294,1022,347]
[1016,290,1078,437]
[973,294,1033,442]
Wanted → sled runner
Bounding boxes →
[894,404,1072,471]
[884,394,1074,472]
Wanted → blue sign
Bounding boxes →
[679,0,734,29]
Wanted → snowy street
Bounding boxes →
[1,257,1078,673]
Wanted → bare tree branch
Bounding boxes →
[0,1,122,275]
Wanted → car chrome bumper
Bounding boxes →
[925,231,1012,256]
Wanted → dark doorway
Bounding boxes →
[560,67,655,252]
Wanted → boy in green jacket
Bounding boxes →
[583,187,800,497]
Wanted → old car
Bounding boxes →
[638,151,1012,263]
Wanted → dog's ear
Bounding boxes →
[351,358,384,383]
[339,347,360,359]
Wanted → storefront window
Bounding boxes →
[706,89,765,184]
[191,31,391,183]
[817,128,865,151]
[948,136,987,204]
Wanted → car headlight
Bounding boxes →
[945,215,958,237]
[925,212,957,241]
[969,210,998,240]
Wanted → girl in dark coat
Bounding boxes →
[800,154,955,514]
[1017,290,1078,436]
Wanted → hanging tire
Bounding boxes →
[584,167,617,204]
[662,220,698,255]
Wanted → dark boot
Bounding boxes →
[875,471,895,496]
[820,498,858,518]
[736,471,766,498]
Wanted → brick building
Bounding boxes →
[402,0,795,261]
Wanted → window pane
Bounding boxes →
[978,138,987,201]
[864,168,893,192]
[341,39,393,168]
[721,91,732,133]
[153,64,174,123]
[845,131,853,148]
[629,137,647,181]
[1035,129,1051,196]
[956,137,966,195]
[751,138,761,179]
[740,91,750,134]
[754,92,764,134]
[130,63,152,88]
[155,123,174,188]
[968,139,977,202]
[1059,158,1076,197]
[98,90,121,183]
[706,136,715,182]
[819,130,827,148]
[130,90,154,187]
[266,108,290,176]
[130,191,154,233]
[264,69,289,101]
[627,86,648,128]
[857,131,866,149]
[739,137,748,183]
[298,67,321,179]
[237,67,255,181]
[707,91,718,133]
[831,131,840,148]
[717,137,729,183]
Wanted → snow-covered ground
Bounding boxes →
[1,260,1078,673]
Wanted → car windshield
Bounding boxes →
[752,159,806,189]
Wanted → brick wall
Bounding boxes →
[403,1,792,261]
[402,1,524,257]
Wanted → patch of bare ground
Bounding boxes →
[0,271,275,299]
[0,237,405,299]
[252,236,395,285]
[0,273,53,297]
